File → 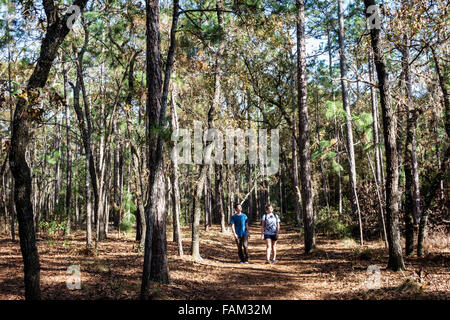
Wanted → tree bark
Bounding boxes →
[338,0,363,245]
[71,21,101,248]
[141,0,170,300]
[216,163,226,232]
[401,31,421,256]
[192,0,226,259]
[297,0,315,253]
[63,60,73,231]
[417,46,450,256]
[9,0,89,299]
[170,84,183,256]
[364,0,405,270]
[291,116,302,226]
[369,50,386,236]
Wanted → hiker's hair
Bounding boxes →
[265,203,273,210]
[234,203,241,210]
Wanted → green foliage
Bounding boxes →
[122,192,137,214]
[315,207,352,239]
[119,214,134,235]
[120,193,136,235]
[325,101,345,121]
[39,220,67,236]
[331,159,344,174]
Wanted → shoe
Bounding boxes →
[244,261,249,264]
[240,261,244,264]
[265,260,270,264]
[272,259,276,263]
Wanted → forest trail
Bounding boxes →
[0,224,449,300]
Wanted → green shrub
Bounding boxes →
[119,212,136,235]
[315,207,352,239]
[39,220,67,235]
[119,219,133,235]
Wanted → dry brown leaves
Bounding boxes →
[0,224,449,300]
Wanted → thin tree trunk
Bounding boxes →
[85,156,92,248]
[327,26,343,215]
[369,50,385,202]
[297,0,315,253]
[192,0,226,257]
[216,163,226,232]
[401,31,421,256]
[314,89,330,211]
[71,21,100,248]
[291,116,302,226]
[338,0,363,245]
[170,84,183,256]
[417,46,450,256]
[6,5,16,242]
[367,154,388,247]
[63,60,73,232]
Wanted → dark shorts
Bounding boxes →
[264,234,278,241]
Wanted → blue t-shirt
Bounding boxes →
[230,213,248,238]
[261,213,280,236]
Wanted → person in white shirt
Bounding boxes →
[260,203,280,264]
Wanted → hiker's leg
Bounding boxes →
[243,235,249,262]
[272,240,277,261]
[237,237,244,262]
[265,238,272,261]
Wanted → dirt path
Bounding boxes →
[0,224,449,299]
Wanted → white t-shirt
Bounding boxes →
[261,213,280,236]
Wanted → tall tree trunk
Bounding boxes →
[192,165,207,260]
[204,168,212,231]
[131,144,146,251]
[113,125,120,228]
[53,118,61,215]
[96,49,107,242]
[246,106,254,221]
[254,165,260,219]
[401,31,421,256]
[364,0,405,270]
[338,0,363,245]
[314,89,330,211]
[9,0,89,299]
[141,0,170,300]
[417,46,450,256]
[71,21,100,248]
[247,160,253,221]
[192,0,226,259]
[369,50,386,229]
[327,25,343,215]
[291,116,302,226]
[170,84,183,256]
[216,163,226,232]
[297,0,315,254]
[85,156,92,248]
[6,6,15,241]
[161,0,180,112]
[63,61,73,231]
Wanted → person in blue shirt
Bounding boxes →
[261,203,281,264]
[230,203,250,263]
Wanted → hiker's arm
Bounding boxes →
[231,223,237,239]
[276,222,280,235]
[245,221,250,236]
[261,220,265,239]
